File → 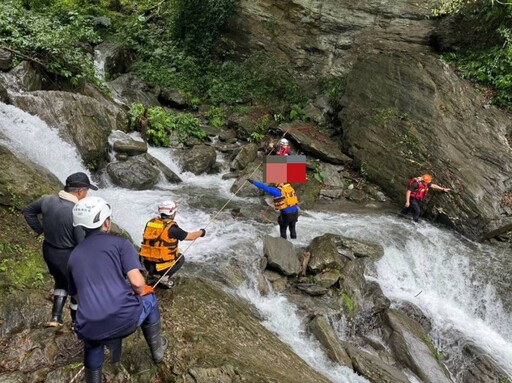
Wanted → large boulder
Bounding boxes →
[12,91,127,168]
[106,156,160,190]
[340,53,512,240]
[109,130,147,158]
[0,145,61,208]
[307,315,352,367]
[0,49,13,71]
[278,121,352,165]
[178,145,217,175]
[262,235,301,276]
[94,42,131,80]
[385,309,453,383]
[107,73,160,107]
[230,142,258,170]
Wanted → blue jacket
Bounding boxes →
[252,181,299,214]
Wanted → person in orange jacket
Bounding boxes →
[401,173,451,223]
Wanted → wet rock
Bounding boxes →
[106,155,160,189]
[307,315,352,367]
[263,235,301,276]
[94,42,131,80]
[263,270,288,293]
[158,88,189,109]
[178,144,217,175]
[109,130,147,156]
[12,90,126,168]
[218,129,238,143]
[230,142,258,171]
[308,233,346,273]
[107,73,160,107]
[343,342,410,383]
[143,153,182,184]
[278,121,352,165]
[296,283,329,296]
[385,309,453,383]
[230,161,264,197]
[0,146,61,208]
[10,61,42,91]
[459,343,511,383]
[0,49,13,71]
[340,52,512,240]
[314,270,340,288]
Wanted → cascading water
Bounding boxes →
[1,101,511,381]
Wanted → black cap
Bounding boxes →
[65,172,98,191]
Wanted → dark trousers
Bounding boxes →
[278,210,299,239]
[401,199,421,222]
[43,241,73,291]
[144,254,185,278]
[82,294,160,369]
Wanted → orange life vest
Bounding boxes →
[407,178,429,200]
[139,218,179,263]
[273,184,299,210]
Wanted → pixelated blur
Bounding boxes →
[263,155,306,183]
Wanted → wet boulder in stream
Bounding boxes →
[106,155,160,189]
[263,235,301,276]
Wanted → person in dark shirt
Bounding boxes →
[68,196,167,383]
[139,200,205,289]
[247,180,299,239]
[401,173,451,222]
[22,172,97,328]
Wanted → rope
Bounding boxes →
[151,129,293,288]
[69,366,84,383]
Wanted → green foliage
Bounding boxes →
[318,75,346,103]
[248,114,271,142]
[0,0,101,86]
[421,335,445,362]
[170,0,239,57]
[0,241,46,291]
[205,106,227,128]
[129,103,207,147]
[339,291,355,312]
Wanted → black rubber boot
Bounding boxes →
[84,367,102,383]
[46,289,67,327]
[141,320,168,363]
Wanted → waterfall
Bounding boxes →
[1,101,511,381]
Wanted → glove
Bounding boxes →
[141,285,154,296]
[247,179,254,184]
[200,229,206,237]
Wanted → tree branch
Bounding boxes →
[0,45,48,70]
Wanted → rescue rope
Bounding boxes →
[69,366,84,383]
[152,129,293,289]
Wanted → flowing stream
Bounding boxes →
[1,101,511,382]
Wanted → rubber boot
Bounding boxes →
[84,367,102,383]
[46,289,67,327]
[141,320,168,363]
[70,297,78,331]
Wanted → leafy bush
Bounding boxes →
[0,0,101,85]
[129,103,207,146]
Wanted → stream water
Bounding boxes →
[1,101,511,382]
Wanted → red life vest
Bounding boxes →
[407,178,429,200]
[277,145,291,156]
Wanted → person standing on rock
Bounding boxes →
[139,200,206,289]
[401,173,451,223]
[268,138,293,156]
[247,180,299,239]
[68,196,167,383]
[23,172,97,329]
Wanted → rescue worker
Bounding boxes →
[247,180,299,239]
[68,196,167,383]
[139,201,206,289]
[269,138,293,156]
[23,172,97,328]
[401,173,451,223]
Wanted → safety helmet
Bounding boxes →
[279,138,289,146]
[158,200,177,216]
[73,196,112,229]
[422,174,433,183]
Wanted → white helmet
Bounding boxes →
[279,138,289,146]
[158,200,177,216]
[73,196,112,229]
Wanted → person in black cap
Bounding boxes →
[23,172,98,329]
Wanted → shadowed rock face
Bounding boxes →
[339,53,512,240]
